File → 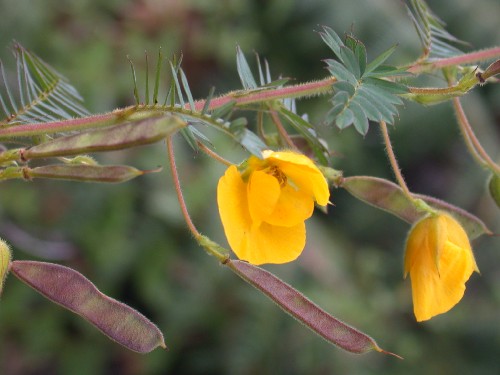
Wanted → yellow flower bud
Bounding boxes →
[404,213,479,322]
[217,150,330,265]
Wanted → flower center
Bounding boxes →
[268,165,287,187]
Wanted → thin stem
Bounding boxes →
[452,97,500,174]
[192,76,337,112]
[197,235,230,264]
[407,85,465,95]
[407,46,500,74]
[379,121,413,200]
[197,141,233,167]
[167,137,231,263]
[0,112,118,137]
[0,106,165,138]
[406,70,478,97]
[270,110,296,149]
[166,136,201,239]
[0,76,336,138]
[256,110,266,140]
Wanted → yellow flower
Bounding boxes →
[404,213,479,322]
[217,150,329,265]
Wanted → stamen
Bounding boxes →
[269,165,287,187]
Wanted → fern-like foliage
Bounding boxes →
[235,46,291,92]
[0,43,89,127]
[235,47,329,163]
[320,27,408,135]
[128,50,268,157]
[406,0,465,61]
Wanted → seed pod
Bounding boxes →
[11,260,166,353]
[27,164,159,183]
[227,259,400,357]
[22,115,185,160]
[342,176,491,239]
[478,59,500,82]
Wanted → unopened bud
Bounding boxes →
[0,238,12,296]
[488,174,500,208]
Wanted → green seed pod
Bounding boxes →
[0,238,12,296]
[22,115,184,160]
[28,164,157,183]
[488,174,500,208]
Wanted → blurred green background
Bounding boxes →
[0,0,499,374]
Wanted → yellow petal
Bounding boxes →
[265,184,314,227]
[404,215,438,278]
[404,213,479,322]
[263,151,329,206]
[441,214,479,273]
[217,165,252,256]
[247,170,280,225]
[281,164,329,205]
[410,240,471,322]
[218,151,328,265]
[262,150,318,169]
[238,221,306,265]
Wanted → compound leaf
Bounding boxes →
[0,43,89,126]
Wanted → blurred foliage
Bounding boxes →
[0,0,499,374]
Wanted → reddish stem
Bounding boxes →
[191,77,337,112]
[270,111,296,149]
[408,47,500,74]
[166,136,201,239]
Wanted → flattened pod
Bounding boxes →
[11,260,166,353]
[342,176,491,239]
[28,164,156,183]
[227,259,400,357]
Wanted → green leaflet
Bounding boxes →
[407,0,464,60]
[320,27,408,135]
[0,43,89,126]
[236,45,258,90]
[279,107,329,165]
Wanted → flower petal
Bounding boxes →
[410,240,473,322]
[404,215,442,278]
[239,221,306,265]
[217,165,252,255]
[263,150,329,205]
[285,164,329,204]
[265,184,314,227]
[404,213,479,322]
[247,170,280,225]
[441,214,479,272]
[262,150,319,169]
[218,151,328,265]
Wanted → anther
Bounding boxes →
[269,166,287,187]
